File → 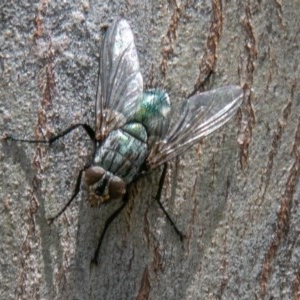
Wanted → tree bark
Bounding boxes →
[1,1,299,299]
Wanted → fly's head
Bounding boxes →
[83,166,126,207]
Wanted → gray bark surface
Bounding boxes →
[1,1,299,299]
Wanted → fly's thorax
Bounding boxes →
[93,124,148,184]
[83,166,126,207]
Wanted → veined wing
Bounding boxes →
[95,18,143,141]
[147,85,243,169]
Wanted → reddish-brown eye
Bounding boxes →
[108,176,126,200]
[84,166,105,186]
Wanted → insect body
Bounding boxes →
[5,18,243,264]
[85,88,171,207]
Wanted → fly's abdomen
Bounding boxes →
[94,123,148,183]
[131,90,171,145]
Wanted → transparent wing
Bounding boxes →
[147,85,243,169]
[95,18,143,141]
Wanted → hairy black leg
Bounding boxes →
[48,167,86,224]
[49,123,95,143]
[155,163,184,241]
[4,123,95,144]
[91,192,130,265]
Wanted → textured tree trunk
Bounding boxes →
[1,1,299,299]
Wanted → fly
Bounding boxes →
[4,18,243,264]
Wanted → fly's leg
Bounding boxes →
[91,192,130,265]
[47,167,87,224]
[155,163,184,241]
[49,123,95,143]
[3,124,95,221]
[3,123,95,144]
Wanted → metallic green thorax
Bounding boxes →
[94,90,170,184]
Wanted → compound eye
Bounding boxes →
[108,176,126,200]
[84,166,105,186]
